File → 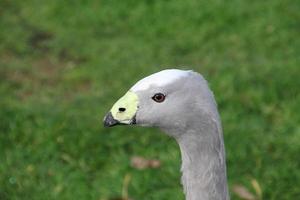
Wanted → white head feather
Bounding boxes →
[131,69,190,92]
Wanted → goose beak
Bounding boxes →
[103,112,137,127]
[103,112,119,127]
[103,91,139,127]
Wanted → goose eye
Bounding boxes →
[152,93,166,103]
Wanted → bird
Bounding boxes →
[103,69,229,200]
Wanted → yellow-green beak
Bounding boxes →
[103,91,139,127]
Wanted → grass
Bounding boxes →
[0,0,300,199]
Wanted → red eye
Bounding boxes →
[152,93,166,103]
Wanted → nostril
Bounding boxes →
[119,107,126,112]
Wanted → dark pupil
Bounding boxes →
[153,93,165,102]
[156,95,162,100]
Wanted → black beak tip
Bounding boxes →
[103,112,119,127]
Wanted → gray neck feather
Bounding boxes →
[138,72,230,199]
[169,112,229,200]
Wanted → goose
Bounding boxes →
[103,69,229,200]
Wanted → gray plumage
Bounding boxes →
[104,69,229,200]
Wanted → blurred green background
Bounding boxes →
[1,0,299,199]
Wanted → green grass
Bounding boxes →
[1,0,300,199]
